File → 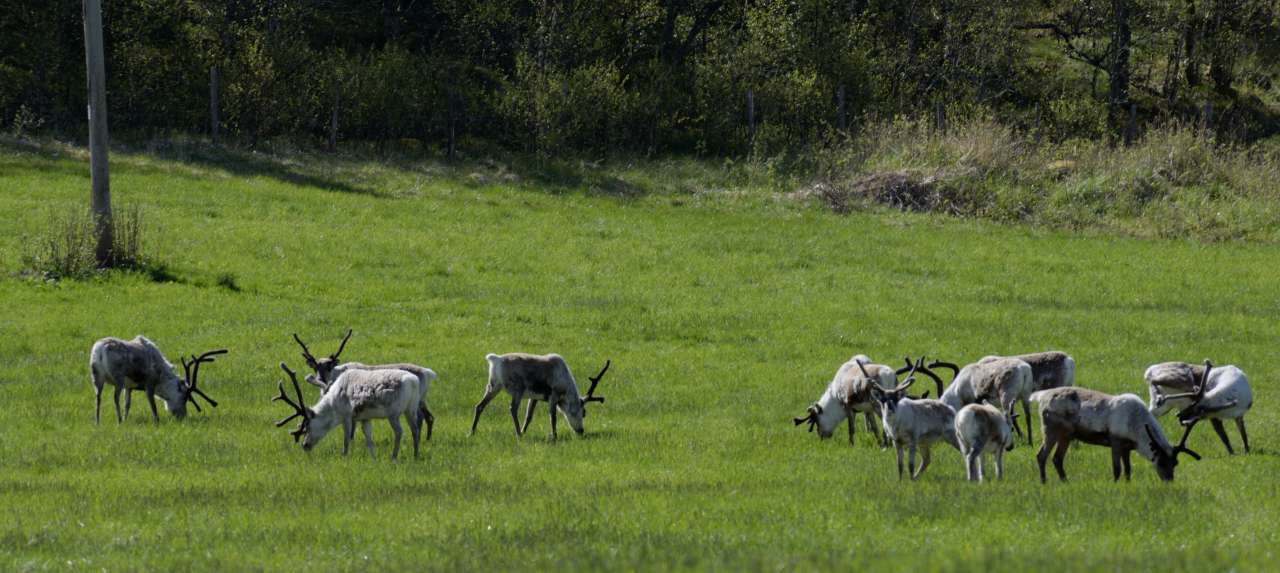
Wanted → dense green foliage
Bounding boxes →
[4,1,1279,154]
[2,140,1279,571]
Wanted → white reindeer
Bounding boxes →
[469,353,611,439]
[792,354,922,446]
[981,351,1075,391]
[292,331,438,439]
[869,359,960,481]
[1146,359,1252,454]
[89,336,225,424]
[1030,385,1202,482]
[954,403,1015,482]
[931,357,1035,445]
[273,362,426,460]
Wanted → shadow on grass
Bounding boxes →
[142,139,381,197]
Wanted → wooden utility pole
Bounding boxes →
[83,0,113,266]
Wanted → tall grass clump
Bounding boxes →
[21,204,149,280]
[813,117,1280,241]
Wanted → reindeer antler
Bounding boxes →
[292,333,318,365]
[182,348,227,410]
[330,329,353,361]
[912,356,946,397]
[274,362,311,442]
[583,360,610,403]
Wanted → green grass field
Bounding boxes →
[1,139,1278,571]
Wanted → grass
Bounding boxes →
[1,137,1278,571]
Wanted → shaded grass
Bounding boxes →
[1,140,1279,571]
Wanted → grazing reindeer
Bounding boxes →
[292,331,438,439]
[274,362,426,460]
[469,353,610,439]
[89,336,225,424]
[981,351,1075,391]
[792,355,910,446]
[931,358,1035,446]
[1147,359,1252,454]
[869,359,960,481]
[954,403,1016,482]
[1030,385,1202,482]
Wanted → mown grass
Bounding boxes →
[1,138,1278,571]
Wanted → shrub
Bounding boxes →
[21,204,148,280]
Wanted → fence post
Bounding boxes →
[209,66,220,144]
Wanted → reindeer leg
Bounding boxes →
[907,444,919,481]
[388,415,403,462]
[847,412,856,446]
[1036,435,1052,484]
[521,399,538,434]
[1111,446,1123,481]
[94,385,103,425]
[406,410,421,459]
[468,388,499,436]
[144,385,160,424]
[508,392,526,438]
[1211,419,1235,455]
[123,390,132,421]
[421,405,435,441]
[994,447,1004,480]
[1022,399,1034,447]
[895,443,905,481]
[914,445,932,480]
[1121,448,1132,480]
[1051,437,1070,482]
[361,421,375,459]
[342,419,353,455]
[1236,418,1250,453]
[964,446,978,482]
[549,398,558,440]
[112,384,123,424]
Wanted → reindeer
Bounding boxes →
[273,362,426,460]
[930,357,1035,446]
[292,330,438,440]
[1030,384,1203,482]
[954,403,1016,482]
[89,336,225,424]
[1147,360,1252,454]
[981,351,1075,391]
[469,353,610,439]
[792,355,936,446]
[869,358,960,481]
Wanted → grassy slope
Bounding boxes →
[1,141,1278,571]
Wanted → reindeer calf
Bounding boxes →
[954,403,1015,482]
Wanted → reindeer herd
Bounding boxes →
[794,351,1254,482]
[87,333,1253,482]
[88,330,611,460]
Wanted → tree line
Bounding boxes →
[2,1,1277,156]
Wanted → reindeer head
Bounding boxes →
[168,349,226,419]
[1168,360,1235,427]
[869,358,919,418]
[1144,419,1202,481]
[292,329,352,393]
[560,360,610,435]
[273,362,314,445]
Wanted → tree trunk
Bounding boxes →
[210,66,220,144]
[1109,0,1132,144]
[1184,0,1200,87]
[836,84,847,132]
[83,0,113,267]
[329,83,339,152]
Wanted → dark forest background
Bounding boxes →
[3,1,1279,157]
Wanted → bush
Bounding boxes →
[21,204,149,280]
